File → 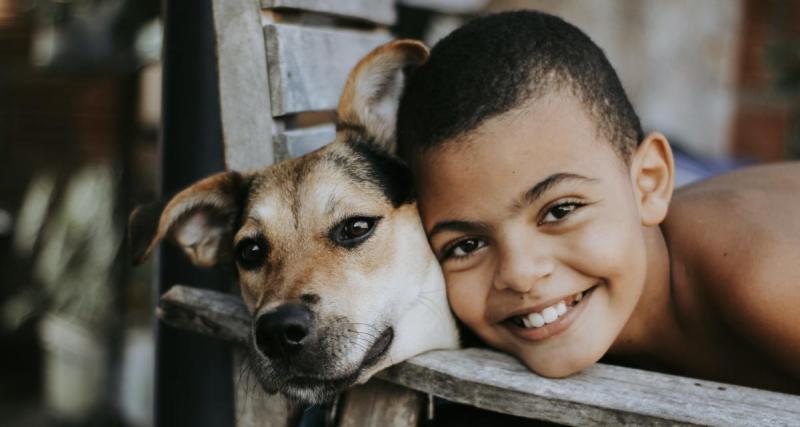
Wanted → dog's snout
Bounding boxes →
[255,304,314,358]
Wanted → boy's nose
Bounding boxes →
[493,252,554,293]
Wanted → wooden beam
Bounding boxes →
[274,123,336,161]
[378,349,800,426]
[157,285,800,426]
[262,0,396,26]
[212,0,276,171]
[264,23,391,116]
[397,0,489,14]
[158,285,250,345]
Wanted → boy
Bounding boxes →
[396,10,800,393]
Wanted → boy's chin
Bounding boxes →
[522,357,583,378]
[513,344,606,378]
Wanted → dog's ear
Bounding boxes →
[129,171,249,267]
[337,39,429,152]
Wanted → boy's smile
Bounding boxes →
[503,286,595,342]
[414,92,653,377]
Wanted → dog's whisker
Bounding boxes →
[345,322,383,330]
[346,329,379,340]
[355,332,381,341]
[345,329,380,340]
[417,295,448,323]
[350,337,376,347]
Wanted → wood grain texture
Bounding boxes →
[157,285,251,345]
[379,349,800,427]
[275,124,336,161]
[212,0,276,171]
[339,380,423,427]
[158,285,800,426]
[264,23,391,116]
[261,0,395,26]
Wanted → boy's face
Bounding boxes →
[414,92,649,377]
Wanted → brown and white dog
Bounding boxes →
[130,40,459,403]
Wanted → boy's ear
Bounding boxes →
[336,39,429,153]
[630,132,675,226]
[129,171,250,267]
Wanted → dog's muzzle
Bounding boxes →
[251,303,394,403]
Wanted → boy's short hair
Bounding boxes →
[397,10,645,163]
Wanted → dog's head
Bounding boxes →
[130,40,459,403]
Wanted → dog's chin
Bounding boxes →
[265,327,395,404]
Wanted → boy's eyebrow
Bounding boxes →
[427,173,595,240]
[513,172,597,211]
[427,219,491,241]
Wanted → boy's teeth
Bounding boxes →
[514,290,588,329]
[528,312,545,328]
[542,307,558,323]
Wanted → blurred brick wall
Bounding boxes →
[0,6,138,209]
[0,2,143,418]
[733,0,800,161]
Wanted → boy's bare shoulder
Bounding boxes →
[666,162,800,272]
[664,162,800,378]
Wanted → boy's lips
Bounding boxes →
[501,285,596,342]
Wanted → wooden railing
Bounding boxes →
[160,285,800,426]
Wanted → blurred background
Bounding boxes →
[0,0,798,426]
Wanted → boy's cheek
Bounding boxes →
[570,217,644,279]
[445,280,482,324]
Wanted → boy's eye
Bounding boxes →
[540,201,584,224]
[445,238,487,260]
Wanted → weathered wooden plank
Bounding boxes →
[212,0,276,171]
[339,379,423,427]
[264,23,392,116]
[274,124,336,161]
[379,349,800,427]
[157,286,800,427]
[157,285,250,345]
[261,0,396,26]
[398,0,489,14]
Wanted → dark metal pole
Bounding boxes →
[157,0,234,426]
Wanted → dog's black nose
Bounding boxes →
[254,304,313,358]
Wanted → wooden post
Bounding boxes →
[338,380,424,427]
[157,0,234,426]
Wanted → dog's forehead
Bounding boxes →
[243,142,404,225]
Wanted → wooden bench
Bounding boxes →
[163,0,800,425]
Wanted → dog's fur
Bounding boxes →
[130,40,459,403]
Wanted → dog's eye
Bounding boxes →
[235,238,268,270]
[331,216,381,248]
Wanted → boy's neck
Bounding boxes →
[609,225,686,363]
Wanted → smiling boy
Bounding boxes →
[396,11,800,393]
